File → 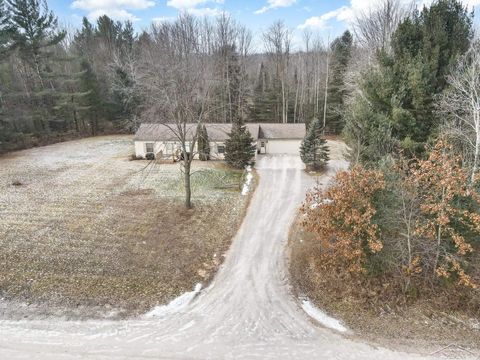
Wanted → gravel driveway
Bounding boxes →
[0,141,471,359]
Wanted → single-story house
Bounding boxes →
[133,123,306,159]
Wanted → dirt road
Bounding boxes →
[0,141,468,359]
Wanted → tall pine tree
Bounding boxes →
[326,31,353,134]
[7,0,65,86]
[224,123,256,169]
[344,0,473,163]
[197,123,210,161]
[7,0,66,133]
[301,118,329,170]
[0,0,12,57]
[79,59,103,135]
[387,0,473,146]
[53,63,91,133]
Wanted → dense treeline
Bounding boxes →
[0,0,143,151]
[303,0,480,310]
[0,0,355,152]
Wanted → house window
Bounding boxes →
[217,145,225,154]
[145,143,154,153]
[260,141,266,147]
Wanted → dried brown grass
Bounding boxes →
[0,136,254,318]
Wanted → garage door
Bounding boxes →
[266,140,301,154]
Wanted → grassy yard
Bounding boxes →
[0,136,252,318]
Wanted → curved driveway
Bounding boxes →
[0,141,466,359]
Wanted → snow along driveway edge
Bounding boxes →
[301,298,349,333]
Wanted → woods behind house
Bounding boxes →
[0,0,355,152]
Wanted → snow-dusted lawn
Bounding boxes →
[0,136,250,318]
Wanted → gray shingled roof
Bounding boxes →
[258,123,306,139]
[134,123,305,141]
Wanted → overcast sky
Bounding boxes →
[49,0,480,50]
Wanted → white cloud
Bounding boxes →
[299,0,480,30]
[152,16,176,23]
[72,0,154,10]
[88,8,140,20]
[187,7,222,16]
[71,0,154,20]
[166,0,224,17]
[167,0,223,8]
[255,0,297,14]
[299,6,353,30]
[464,0,480,6]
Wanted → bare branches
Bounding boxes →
[263,21,292,123]
[138,15,217,208]
[439,40,480,185]
[353,0,411,53]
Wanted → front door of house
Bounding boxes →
[260,140,266,154]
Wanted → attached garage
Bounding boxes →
[258,123,305,155]
[264,139,302,154]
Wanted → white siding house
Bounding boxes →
[133,123,306,159]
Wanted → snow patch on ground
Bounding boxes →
[242,166,253,196]
[144,283,202,318]
[301,298,348,333]
[309,198,333,210]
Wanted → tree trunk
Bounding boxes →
[472,115,480,186]
[433,187,446,276]
[323,53,329,131]
[184,158,192,209]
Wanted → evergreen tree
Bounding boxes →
[344,0,473,163]
[301,118,329,170]
[251,62,282,123]
[111,65,141,131]
[326,30,353,134]
[0,0,12,57]
[386,0,472,146]
[225,55,256,168]
[225,123,256,169]
[96,15,119,50]
[6,0,66,134]
[79,59,103,135]
[120,21,135,56]
[0,0,11,136]
[53,63,91,133]
[73,17,95,60]
[7,0,65,84]
[197,123,210,161]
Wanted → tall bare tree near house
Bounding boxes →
[353,0,410,53]
[213,13,235,123]
[322,36,330,131]
[139,14,214,208]
[235,24,252,122]
[439,41,480,187]
[263,21,291,123]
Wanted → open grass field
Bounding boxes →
[0,135,252,318]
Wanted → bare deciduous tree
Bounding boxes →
[439,41,480,186]
[263,21,291,123]
[353,0,411,53]
[140,15,215,208]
